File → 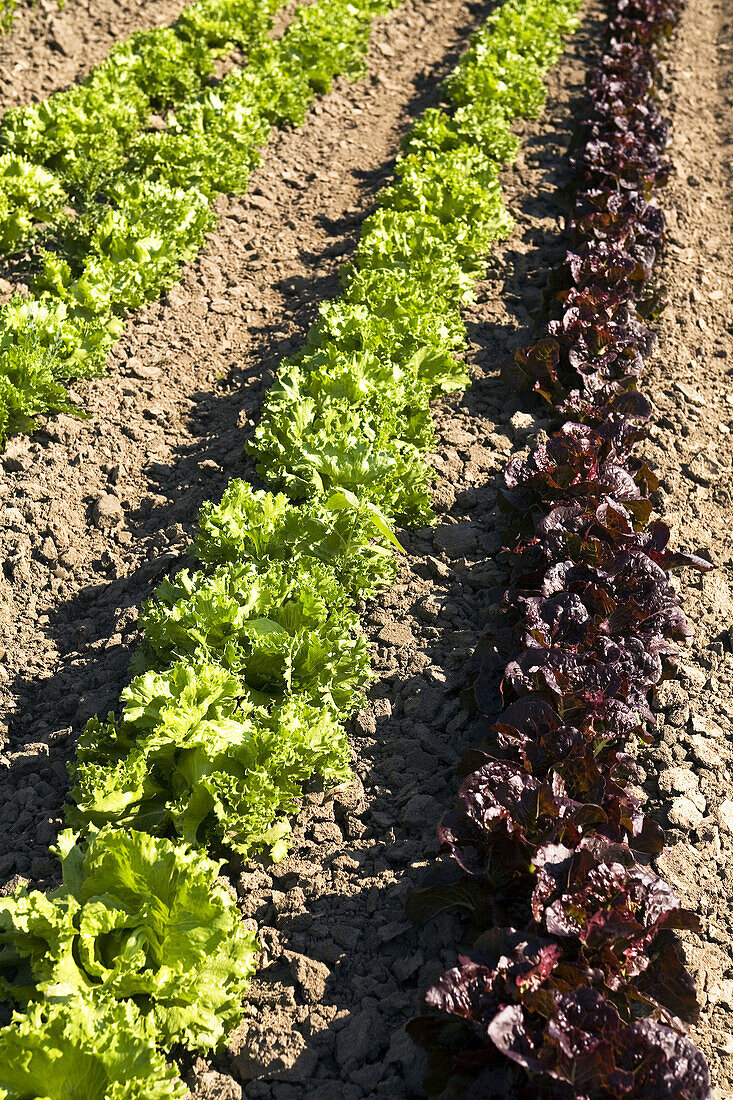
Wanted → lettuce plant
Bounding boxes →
[133,558,369,712]
[0,997,186,1100]
[0,155,66,254]
[194,482,399,600]
[0,828,257,1050]
[0,0,407,443]
[69,662,349,859]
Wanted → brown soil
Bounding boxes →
[638,0,733,1092]
[1,0,731,1097]
[0,0,194,109]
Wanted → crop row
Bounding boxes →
[0,0,583,1094]
[407,1,715,1097]
[0,0,412,443]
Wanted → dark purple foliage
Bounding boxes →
[409,0,712,1094]
[488,991,711,1099]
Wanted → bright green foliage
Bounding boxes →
[67,551,365,856]
[0,0,17,34]
[0,0,279,200]
[312,273,467,370]
[133,559,369,711]
[37,180,214,317]
[0,156,66,254]
[69,664,349,859]
[0,0,411,444]
[0,178,213,432]
[125,73,272,196]
[402,103,519,165]
[251,354,435,522]
[0,829,257,1050]
[446,0,582,116]
[275,0,396,98]
[0,296,119,440]
[174,0,277,48]
[195,482,398,600]
[251,0,580,529]
[0,997,186,1100]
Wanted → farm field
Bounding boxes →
[0,0,731,1097]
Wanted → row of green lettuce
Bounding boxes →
[1,0,281,242]
[0,0,581,1094]
[0,0,407,442]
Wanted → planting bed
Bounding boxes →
[0,0,731,1096]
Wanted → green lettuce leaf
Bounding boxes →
[0,997,186,1099]
[0,828,257,1051]
[134,557,369,712]
[68,661,350,858]
[194,482,398,599]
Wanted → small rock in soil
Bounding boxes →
[509,410,535,436]
[188,1069,241,1100]
[385,1027,427,1093]
[37,537,57,564]
[377,622,414,647]
[93,494,124,530]
[48,18,80,56]
[2,438,31,473]
[285,950,329,1003]
[658,766,700,796]
[717,799,733,832]
[335,1009,383,1068]
[668,795,704,830]
[231,1022,316,1083]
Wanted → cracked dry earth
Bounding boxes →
[0,2,731,1100]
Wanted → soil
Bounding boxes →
[0,0,193,109]
[0,0,731,1097]
[637,0,733,1092]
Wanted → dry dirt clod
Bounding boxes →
[92,493,124,530]
[284,950,330,1004]
[231,1022,317,1083]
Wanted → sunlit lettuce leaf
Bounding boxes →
[68,661,349,858]
[0,829,256,1051]
[194,482,398,599]
[0,996,186,1100]
[133,557,369,712]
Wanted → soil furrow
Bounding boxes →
[0,0,196,110]
[635,0,733,1090]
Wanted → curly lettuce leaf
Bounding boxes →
[0,829,256,1051]
[194,482,398,599]
[0,997,186,1100]
[68,661,350,858]
[134,557,368,712]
